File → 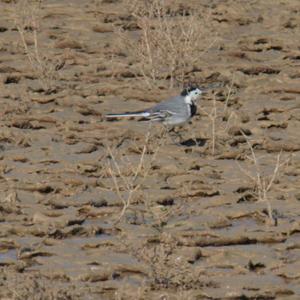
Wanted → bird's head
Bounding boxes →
[181,85,203,102]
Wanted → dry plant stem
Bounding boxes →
[197,80,237,155]
[15,1,40,70]
[211,95,217,156]
[108,125,167,224]
[119,0,216,88]
[199,93,217,155]
[33,27,43,67]
[142,20,155,83]
[223,78,234,115]
[14,0,56,93]
[222,79,239,132]
[17,27,49,92]
[237,132,290,223]
[107,144,144,224]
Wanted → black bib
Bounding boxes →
[190,102,197,117]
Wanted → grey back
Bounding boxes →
[147,95,187,115]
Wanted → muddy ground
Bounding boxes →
[0,0,300,299]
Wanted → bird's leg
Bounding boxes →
[166,126,183,145]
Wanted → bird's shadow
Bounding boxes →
[180,138,207,147]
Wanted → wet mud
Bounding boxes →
[0,0,299,299]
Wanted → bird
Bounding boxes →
[105,86,205,126]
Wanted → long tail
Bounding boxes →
[105,111,150,118]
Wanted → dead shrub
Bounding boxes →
[105,125,167,224]
[199,79,239,155]
[117,0,217,88]
[237,134,291,225]
[13,0,62,93]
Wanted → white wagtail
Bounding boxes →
[105,86,205,126]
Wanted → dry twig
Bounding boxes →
[198,79,238,155]
[13,0,60,93]
[106,126,166,224]
[236,132,290,224]
[117,0,217,88]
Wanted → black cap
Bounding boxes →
[180,85,200,96]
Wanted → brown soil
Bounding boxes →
[0,0,300,299]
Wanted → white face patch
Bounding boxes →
[186,88,202,102]
[184,88,202,104]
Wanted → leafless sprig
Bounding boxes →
[13,0,61,93]
[117,0,217,89]
[106,126,166,224]
[236,133,290,224]
[199,80,238,155]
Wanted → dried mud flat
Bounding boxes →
[0,0,300,299]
